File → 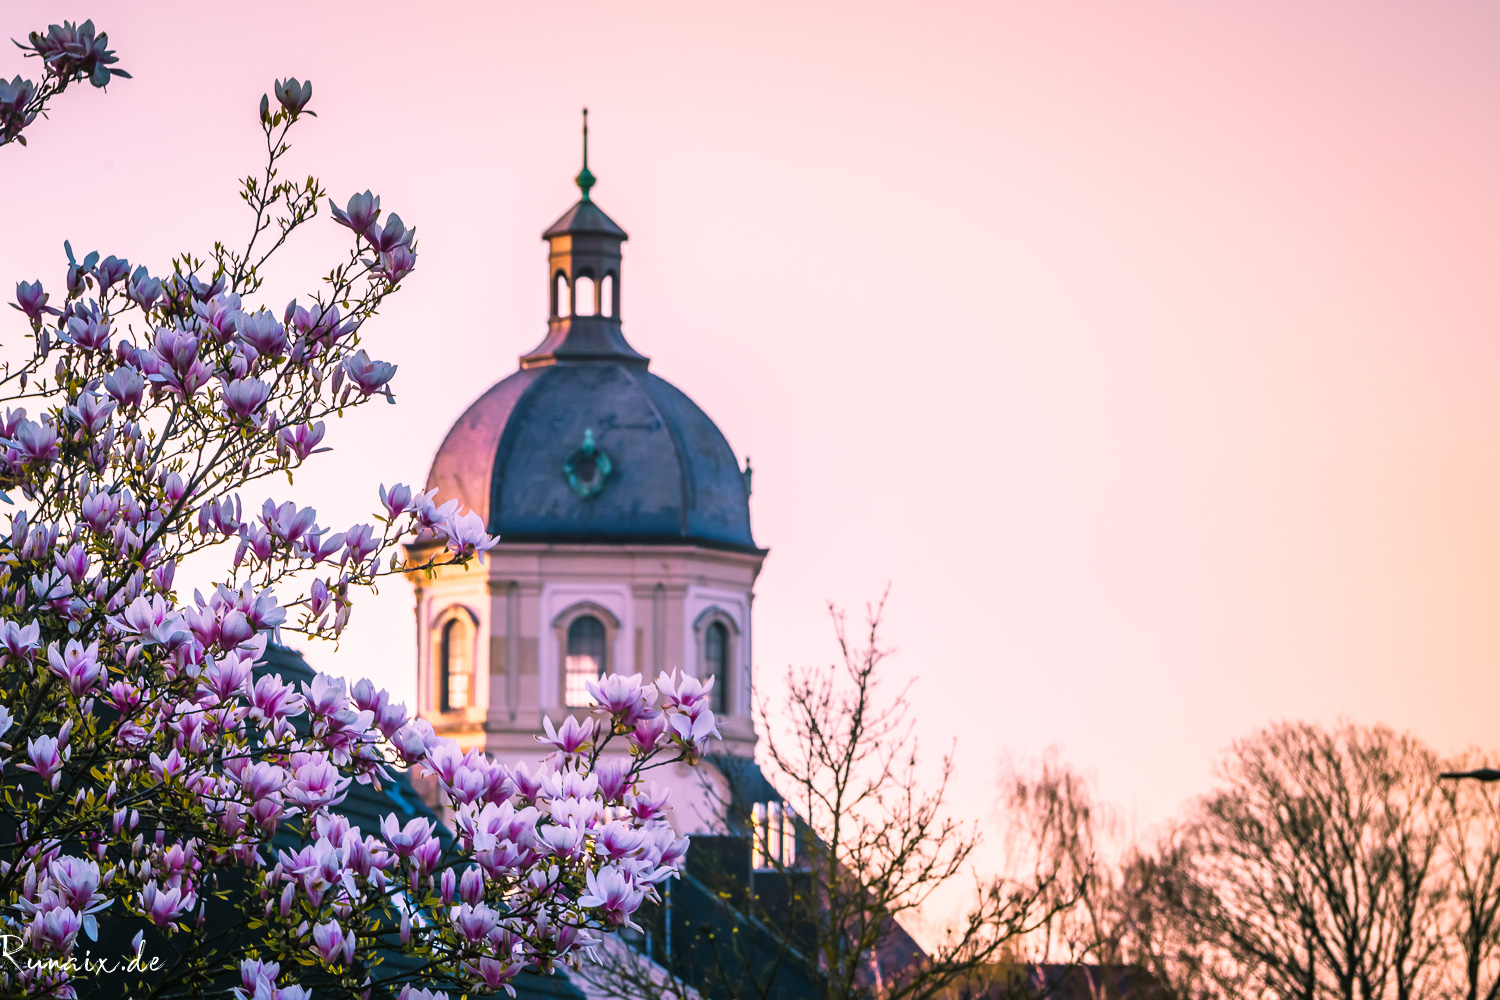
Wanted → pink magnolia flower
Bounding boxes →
[656,668,715,711]
[193,292,242,342]
[595,821,646,861]
[129,268,161,311]
[48,856,106,922]
[20,731,69,786]
[652,829,692,870]
[197,494,243,536]
[102,364,145,407]
[139,880,195,928]
[412,489,457,530]
[538,714,595,754]
[237,309,287,357]
[285,754,350,810]
[592,756,635,803]
[0,619,41,661]
[46,638,103,696]
[8,417,59,464]
[200,651,254,700]
[539,819,587,862]
[54,542,90,585]
[277,421,326,461]
[249,673,305,725]
[363,213,412,254]
[65,313,111,351]
[273,77,312,116]
[586,673,656,725]
[331,191,380,232]
[222,377,271,420]
[399,988,450,1000]
[238,761,288,802]
[12,280,53,322]
[459,866,485,907]
[628,714,669,754]
[379,246,417,285]
[216,609,255,649]
[450,902,500,943]
[626,783,671,824]
[342,523,380,565]
[378,482,413,518]
[511,761,546,801]
[308,577,333,617]
[470,956,519,990]
[392,719,434,763]
[436,509,499,561]
[82,490,121,532]
[341,350,396,396]
[381,815,436,859]
[261,499,318,546]
[311,918,355,966]
[301,674,348,718]
[375,697,409,741]
[578,867,645,928]
[29,904,83,954]
[66,390,115,432]
[239,958,281,995]
[149,748,185,780]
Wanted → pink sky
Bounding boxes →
[7,0,1500,915]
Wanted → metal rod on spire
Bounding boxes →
[575,107,596,202]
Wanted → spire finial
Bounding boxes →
[575,107,596,202]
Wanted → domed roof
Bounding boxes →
[425,149,757,553]
[426,362,757,552]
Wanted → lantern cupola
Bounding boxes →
[522,108,645,368]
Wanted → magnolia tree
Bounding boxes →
[0,26,717,1000]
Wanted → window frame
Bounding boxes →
[431,604,480,715]
[552,601,621,708]
[692,606,739,716]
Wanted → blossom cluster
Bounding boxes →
[2,20,129,148]
[0,80,715,999]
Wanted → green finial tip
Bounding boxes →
[575,107,595,201]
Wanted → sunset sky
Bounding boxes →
[7,0,1500,929]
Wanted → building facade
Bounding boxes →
[406,135,765,835]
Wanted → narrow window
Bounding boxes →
[704,621,729,714]
[751,802,793,870]
[565,614,607,706]
[575,275,596,317]
[554,272,570,318]
[751,802,767,869]
[440,618,472,711]
[600,274,615,318]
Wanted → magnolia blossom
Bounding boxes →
[310,918,355,965]
[273,77,311,115]
[222,377,271,420]
[331,190,380,232]
[579,867,646,928]
[341,349,397,396]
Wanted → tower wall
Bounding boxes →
[410,541,762,834]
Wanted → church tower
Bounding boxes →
[408,115,765,830]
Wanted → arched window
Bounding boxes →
[565,614,607,707]
[439,617,472,711]
[704,621,729,714]
[600,274,615,318]
[554,272,570,318]
[575,274,596,317]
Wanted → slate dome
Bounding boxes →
[425,154,757,553]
